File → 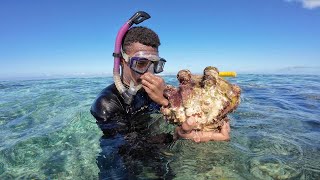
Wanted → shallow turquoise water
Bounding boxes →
[0,75,319,179]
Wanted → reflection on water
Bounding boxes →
[0,75,320,179]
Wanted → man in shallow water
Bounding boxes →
[90,26,231,177]
[91,26,231,143]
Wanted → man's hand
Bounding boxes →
[175,117,231,143]
[140,72,169,106]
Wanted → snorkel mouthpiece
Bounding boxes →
[113,11,150,104]
[122,81,143,104]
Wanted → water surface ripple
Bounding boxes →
[0,74,319,179]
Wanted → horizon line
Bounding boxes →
[1,71,320,81]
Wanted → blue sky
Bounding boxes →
[1,0,320,79]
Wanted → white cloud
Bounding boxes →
[285,0,320,9]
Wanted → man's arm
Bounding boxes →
[175,117,230,142]
[139,72,230,142]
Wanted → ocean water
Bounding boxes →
[0,74,319,179]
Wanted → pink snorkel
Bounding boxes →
[113,11,151,105]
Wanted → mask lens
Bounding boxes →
[154,58,166,73]
[130,57,152,74]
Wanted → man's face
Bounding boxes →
[122,42,158,85]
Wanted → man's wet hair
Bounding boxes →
[122,26,160,52]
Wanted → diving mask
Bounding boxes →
[121,49,166,74]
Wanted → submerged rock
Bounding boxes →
[161,66,241,132]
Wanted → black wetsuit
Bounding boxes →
[91,83,161,118]
[90,83,174,179]
[90,83,160,134]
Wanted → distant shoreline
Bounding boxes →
[1,72,320,82]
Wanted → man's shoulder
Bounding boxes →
[90,83,124,121]
[94,83,123,106]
